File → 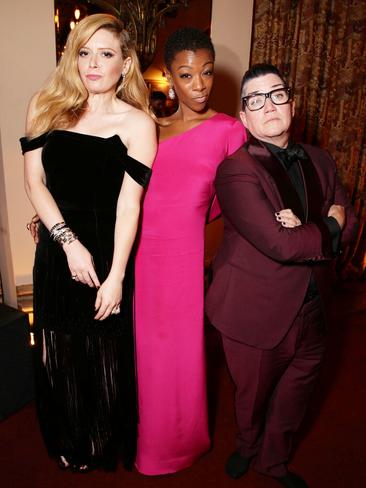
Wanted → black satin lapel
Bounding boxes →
[246,136,305,221]
[298,146,324,221]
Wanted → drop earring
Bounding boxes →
[168,85,175,100]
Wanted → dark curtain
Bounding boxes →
[250,0,366,276]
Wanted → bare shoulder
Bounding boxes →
[117,105,156,139]
[116,105,157,168]
[129,106,155,126]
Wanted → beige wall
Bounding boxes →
[0,132,17,306]
[205,0,254,263]
[0,0,55,302]
[210,0,254,116]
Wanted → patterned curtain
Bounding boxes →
[251,0,366,276]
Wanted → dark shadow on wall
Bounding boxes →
[210,45,244,117]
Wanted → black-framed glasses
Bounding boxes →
[242,87,292,111]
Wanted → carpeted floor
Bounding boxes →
[1,281,365,488]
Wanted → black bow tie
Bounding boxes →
[278,144,307,169]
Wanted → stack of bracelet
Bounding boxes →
[50,221,78,246]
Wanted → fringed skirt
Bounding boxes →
[32,220,137,470]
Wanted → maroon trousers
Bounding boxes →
[221,296,326,477]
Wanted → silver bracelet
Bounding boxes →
[51,225,78,246]
[49,221,66,237]
[58,229,78,246]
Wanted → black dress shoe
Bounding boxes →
[274,471,308,488]
[225,451,251,479]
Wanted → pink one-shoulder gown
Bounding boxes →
[134,113,246,475]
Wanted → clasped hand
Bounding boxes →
[275,209,301,227]
[26,216,122,320]
[94,277,122,321]
[64,240,121,321]
[275,203,345,230]
[64,239,100,287]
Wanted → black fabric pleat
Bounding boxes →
[33,329,137,470]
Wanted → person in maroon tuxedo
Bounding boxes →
[205,64,357,488]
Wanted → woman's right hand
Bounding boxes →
[26,214,40,244]
[63,240,100,288]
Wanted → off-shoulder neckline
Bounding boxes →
[49,130,152,170]
[51,129,123,143]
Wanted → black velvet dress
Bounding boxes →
[20,130,151,470]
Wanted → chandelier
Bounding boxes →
[87,1,189,71]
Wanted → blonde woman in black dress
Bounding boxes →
[21,14,156,472]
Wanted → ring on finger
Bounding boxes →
[111,306,121,315]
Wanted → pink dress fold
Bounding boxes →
[134,113,246,475]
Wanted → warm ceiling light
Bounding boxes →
[54,8,59,29]
[74,8,80,20]
[70,21,75,30]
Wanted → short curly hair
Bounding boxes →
[164,27,215,70]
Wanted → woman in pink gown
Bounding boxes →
[134,28,246,475]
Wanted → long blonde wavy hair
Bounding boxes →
[28,13,150,137]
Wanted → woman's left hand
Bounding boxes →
[275,208,302,228]
[94,277,122,321]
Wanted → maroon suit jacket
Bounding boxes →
[205,136,358,349]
